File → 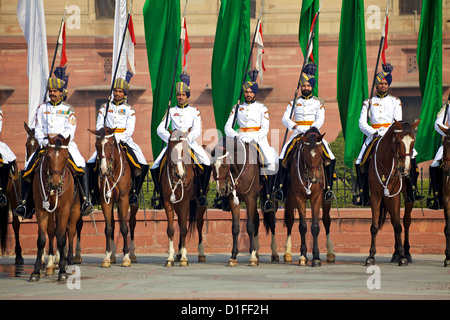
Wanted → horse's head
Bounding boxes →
[88,127,117,177]
[438,124,450,175]
[167,129,191,180]
[24,122,39,162]
[45,134,70,192]
[391,119,420,176]
[299,128,326,184]
[211,143,230,195]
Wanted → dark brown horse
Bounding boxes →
[29,135,81,282]
[437,124,450,267]
[212,136,262,266]
[88,126,139,267]
[283,128,331,267]
[365,119,420,266]
[160,129,207,266]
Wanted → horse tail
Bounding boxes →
[378,198,388,230]
[188,199,198,237]
[263,210,276,235]
[0,205,8,255]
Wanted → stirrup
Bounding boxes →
[271,187,285,202]
[129,193,138,207]
[198,195,207,206]
[263,198,275,213]
[151,195,163,209]
[81,201,94,217]
[323,190,334,202]
[13,204,33,220]
[0,193,7,207]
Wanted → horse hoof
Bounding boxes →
[198,255,206,263]
[398,259,408,267]
[406,255,413,263]
[284,254,292,263]
[249,259,259,267]
[74,256,82,264]
[29,273,40,282]
[110,256,116,264]
[271,255,280,263]
[365,258,376,266]
[299,256,308,266]
[130,254,138,263]
[15,257,24,265]
[180,260,189,267]
[175,254,181,262]
[227,259,237,267]
[101,260,111,268]
[327,253,336,263]
[444,259,450,267]
[122,260,131,267]
[390,254,399,263]
[58,273,68,283]
[312,259,322,267]
[46,267,55,276]
[165,260,174,267]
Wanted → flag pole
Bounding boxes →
[45,0,69,103]
[104,0,133,125]
[161,0,188,150]
[367,0,390,115]
[230,0,266,128]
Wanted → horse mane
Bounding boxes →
[304,127,321,149]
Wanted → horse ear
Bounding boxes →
[63,135,71,145]
[393,118,402,129]
[319,133,326,141]
[24,122,30,134]
[411,118,421,131]
[87,129,99,135]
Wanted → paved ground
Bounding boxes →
[0,252,449,303]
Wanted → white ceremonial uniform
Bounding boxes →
[224,101,278,173]
[152,104,210,168]
[431,103,449,167]
[28,100,85,168]
[356,93,405,164]
[88,100,146,165]
[279,95,334,160]
[0,108,16,164]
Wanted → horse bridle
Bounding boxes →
[97,133,116,178]
[296,133,324,194]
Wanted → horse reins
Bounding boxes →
[296,134,324,195]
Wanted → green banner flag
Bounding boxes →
[298,0,320,96]
[143,0,181,159]
[211,0,250,135]
[415,0,443,164]
[336,0,368,168]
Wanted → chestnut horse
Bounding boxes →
[283,128,333,267]
[365,119,420,266]
[211,136,262,266]
[88,127,139,267]
[29,135,81,282]
[437,124,450,267]
[160,129,207,267]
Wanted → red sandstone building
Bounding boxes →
[0,0,449,171]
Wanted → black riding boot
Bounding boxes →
[130,164,149,207]
[428,166,443,210]
[87,162,99,205]
[406,158,424,203]
[323,159,336,202]
[0,163,11,207]
[263,174,276,213]
[198,165,211,206]
[271,166,287,202]
[80,168,94,216]
[13,177,33,219]
[353,164,369,206]
[150,167,163,209]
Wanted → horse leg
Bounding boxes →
[177,206,190,267]
[270,220,279,263]
[322,200,336,263]
[444,205,450,267]
[129,205,138,263]
[101,204,113,268]
[110,206,117,264]
[56,216,70,283]
[46,214,56,276]
[197,205,206,263]
[228,196,240,267]
[387,198,408,266]
[311,195,322,267]
[284,196,295,262]
[118,202,130,267]
[12,215,24,265]
[403,202,414,263]
[297,200,308,266]
[366,195,382,266]
[74,216,83,264]
[165,202,176,267]
[247,196,259,266]
[30,211,47,282]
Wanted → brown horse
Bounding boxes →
[365,119,420,266]
[437,124,450,267]
[160,129,207,267]
[88,127,140,267]
[283,128,330,267]
[29,135,81,282]
[212,136,262,266]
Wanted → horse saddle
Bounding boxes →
[281,134,331,168]
[157,146,203,179]
[119,141,142,175]
[360,135,380,172]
